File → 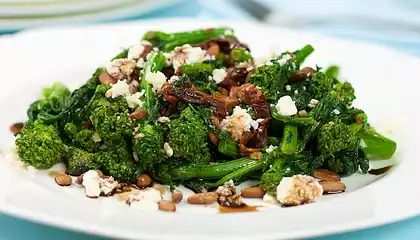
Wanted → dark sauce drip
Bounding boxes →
[219,204,259,213]
[368,165,395,175]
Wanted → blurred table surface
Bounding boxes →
[1,0,420,239]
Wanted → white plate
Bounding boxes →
[0,0,140,17]
[0,19,419,240]
[0,0,179,32]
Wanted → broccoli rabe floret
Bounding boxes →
[168,107,211,164]
[307,72,337,101]
[326,147,368,176]
[90,97,133,145]
[247,61,286,102]
[335,81,356,105]
[64,122,101,153]
[15,120,66,169]
[96,144,141,182]
[66,147,98,175]
[317,121,357,156]
[132,124,168,172]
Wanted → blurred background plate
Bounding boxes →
[0,0,140,17]
[0,0,182,33]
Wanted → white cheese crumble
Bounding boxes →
[82,170,102,198]
[276,175,323,206]
[146,71,167,91]
[220,106,260,141]
[106,80,130,98]
[136,58,145,68]
[265,61,274,66]
[294,89,299,95]
[99,177,119,195]
[332,109,340,115]
[285,85,291,91]
[277,54,292,66]
[125,91,144,109]
[127,188,162,211]
[265,145,278,153]
[263,193,277,204]
[158,116,170,124]
[308,99,319,108]
[163,142,173,157]
[168,75,179,84]
[212,68,227,84]
[106,59,136,80]
[275,96,298,116]
[171,44,206,71]
[127,41,151,60]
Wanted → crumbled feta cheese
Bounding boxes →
[285,85,291,91]
[125,91,144,109]
[308,99,319,108]
[216,180,243,207]
[212,68,227,84]
[220,106,260,141]
[265,145,278,153]
[277,54,292,66]
[276,175,323,206]
[146,71,167,91]
[136,58,145,68]
[263,193,277,204]
[158,116,170,124]
[99,177,119,195]
[303,86,306,91]
[265,61,274,66]
[128,44,145,60]
[106,80,130,98]
[208,75,213,81]
[168,75,179,84]
[332,109,340,115]
[153,47,158,52]
[171,44,206,71]
[106,59,136,80]
[127,188,162,211]
[294,89,299,95]
[163,142,173,157]
[92,132,101,143]
[275,96,298,116]
[83,170,101,198]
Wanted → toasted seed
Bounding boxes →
[75,174,84,185]
[241,186,265,198]
[187,192,218,205]
[171,191,183,204]
[129,109,148,119]
[55,174,72,186]
[96,170,104,178]
[10,122,24,134]
[128,84,138,94]
[159,200,176,212]
[298,110,308,117]
[320,180,346,194]
[208,132,219,145]
[137,173,152,188]
[314,169,341,181]
[99,72,117,85]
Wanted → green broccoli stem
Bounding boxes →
[141,52,166,108]
[168,157,255,180]
[230,47,252,63]
[294,44,314,65]
[358,127,397,160]
[218,138,240,157]
[272,109,316,125]
[208,160,264,188]
[143,28,232,52]
[280,124,298,155]
[180,63,214,74]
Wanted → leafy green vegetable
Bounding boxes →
[168,107,211,164]
[15,120,66,169]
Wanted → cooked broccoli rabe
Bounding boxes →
[27,83,71,122]
[168,107,211,164]
[326,147,368,176]
[15,120,66,169]
[66,147,98,176]
[317,121,357,156]
[132,124,168,172]
[64,122,101,153]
